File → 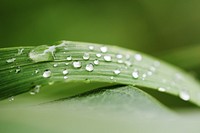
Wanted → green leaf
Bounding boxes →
[0,86,173,133]
[0,41,200,106]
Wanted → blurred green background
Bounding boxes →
[1,0,200,55]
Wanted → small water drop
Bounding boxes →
[94,59,99,65]
[104,55,112,62]
[89,46,94,50]
[8,96,14,102]
[147,71,153,76]
[6,58,16,63]
[124,61,132,67]
[64,76,68,80]
[53,63,58,67]
[96,53,102,58]
[132,70,139,79]
[116,54,123,59]
[66,56,72,61]
[65,62,69,66]
[43,70,51,78]
[83,53,90,60]
[100,46,108,53]
[48,81,55,85]
[73,61,82,68]
[63,69,69,75]
[179,90,190,101]
[86,63,94,72]
[134,54,142,61]
[35,69,39,74]
[17,48,24,55]
[113,69,121,75]
[30,85,41,95]
[158,87,166,92]
[15,67,21,73]
[110,76,114,80]
[117,60,123,64]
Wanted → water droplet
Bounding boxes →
[8,96,14,102]
[147,71,153,76]
[124,61,132,67]
[17,48,24,55]
[66,56,72,61]
[86,63,94,72]
[132,70,139,79]
[100,46,108,53]
[30,85,41,95]
[83,53,90,60]
[134,54,142,61]
[43,70,51,78]
[63,69,69,75]
[15,67,21,73]
[179,90,190,101]
[117,60,123,64]
[65,62,69,66]
[6,58,16,63]
[89,46,94,50]
[96,53,102,58]
[48,81,54,85]
[104,55,112,62]
[110,76,114,80]
[53,63,58,67]
[73,61,82,68]
[64,76,68,79]
[116,54,123,59]
[113,69,121,75]
[94,59,99,65]
[35,69,39,74]
[29,45,55,62]
[158,87,166,92]
[142,74,146,80]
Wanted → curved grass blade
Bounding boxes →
[0,41,200,106]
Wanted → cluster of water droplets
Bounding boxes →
[3,41,190,102]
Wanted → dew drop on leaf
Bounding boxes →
[100,46,108,53]
[73,61,82,68]
[134,54,142,61]
[158,87,166,92]
[104,55,112,62]
[132,70,139,79]
[113,69,121,75]
[35,69,39,74]
[94,59,99,65]
[8,96,14,102]
[66,56,72,61]
[83,53,90,60]
[6,58,16,63]
[53,63,58,67]
[89,46,94,50]
[86,63,94,72]
[15,68,21,73]
[64,76,68,80]
[96,53,102,58]
[116,54,123,59]
[43,70,51,78]
[179,90,190,101]
[63,69,69,75]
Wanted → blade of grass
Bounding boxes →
[0,41,200,106]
